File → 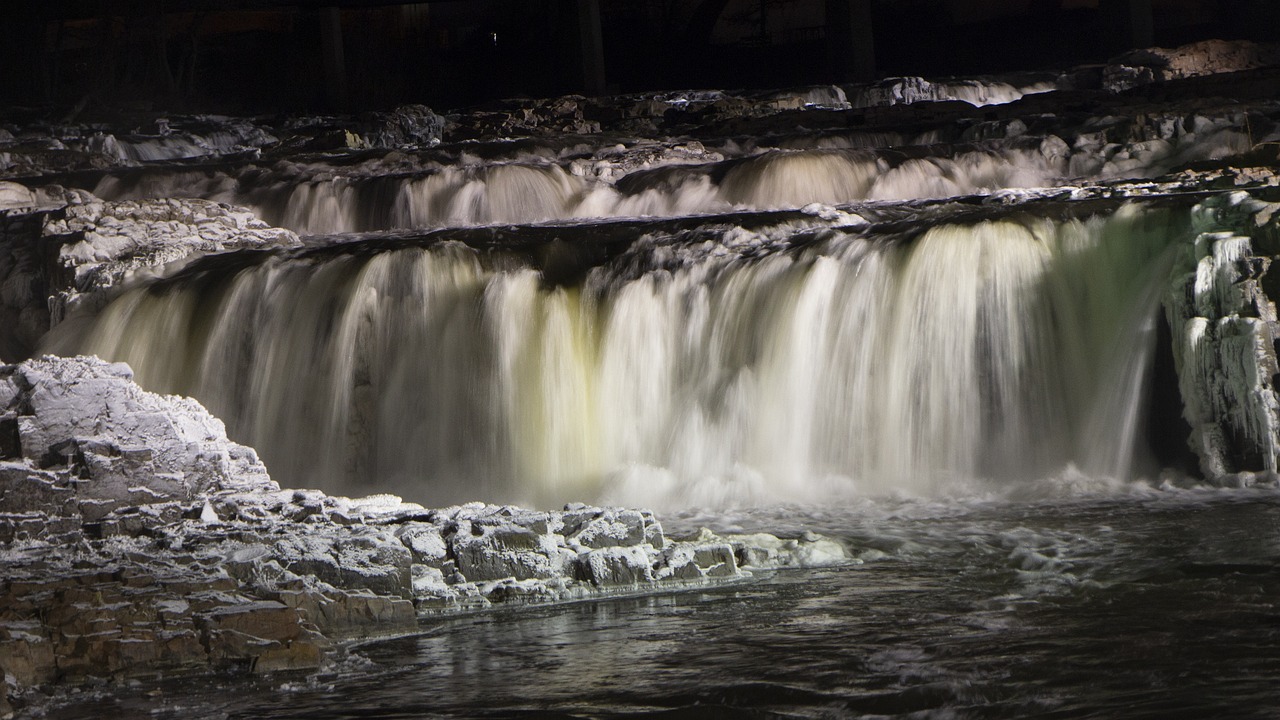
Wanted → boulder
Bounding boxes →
[1,356,278,501]
[360,105,447,149]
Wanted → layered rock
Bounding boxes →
[0,355,848,712]
[0,194,301,361]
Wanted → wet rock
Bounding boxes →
[197,600,325,672]
[276,586,414,634]
[728,532,850,569]
[0,622,56,687]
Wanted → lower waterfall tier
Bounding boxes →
[46,202,1190,509]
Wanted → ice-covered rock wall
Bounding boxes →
[1164,192,1280,480]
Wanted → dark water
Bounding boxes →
[34,486,1280,719]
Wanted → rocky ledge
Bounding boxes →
[0,355,848,716]
[0,188,301,361]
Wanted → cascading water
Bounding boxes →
[101,145,1073,234]
[45,202,1183,510]
[88,117,1250,236]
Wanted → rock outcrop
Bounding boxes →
[0,355,849,713]
[0,194,301,361]
[1104,39,1280,93]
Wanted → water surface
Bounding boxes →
[38,486,1280,719]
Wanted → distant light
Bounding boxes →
[491,32,498,46]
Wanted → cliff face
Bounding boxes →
[0,188,302,362]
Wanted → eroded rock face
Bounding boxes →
[0,355,849,709]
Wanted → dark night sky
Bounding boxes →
[1,0,1276,115]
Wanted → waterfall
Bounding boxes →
[45,202,1184,509]
[92,144,1072,235]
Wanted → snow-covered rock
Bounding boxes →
[0,355,852,705]
[40,195,301,321]
[0,193,301,361]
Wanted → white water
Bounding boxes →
[91,120,1250,236]
[48,204,1183,510]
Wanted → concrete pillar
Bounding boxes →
[320,6,348,111]
[577,0,606,95]
[827,0,875,83]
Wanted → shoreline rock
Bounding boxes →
[0,355,850,713]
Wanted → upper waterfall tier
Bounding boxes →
[2,56,1272,236]
[83,106,1266,235]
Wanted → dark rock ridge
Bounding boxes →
[0,355,848,714]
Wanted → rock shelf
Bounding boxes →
[0,356,848,714]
